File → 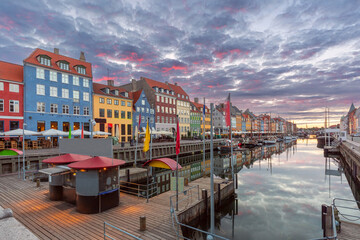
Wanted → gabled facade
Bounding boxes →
[192,98,210,133]
[214,105,226,133]
[190,102,201,136]
[348,103,357,134]
[0,61,24,132]
[93,81,133,142]
[169,83,190,137]
[23,48,93,139]
[132,89,155,136]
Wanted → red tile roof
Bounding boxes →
[0,61,23,83]
[68,156,126,169]
[192,101,209,112]
[132,90,142,104]
[190,102,201,113]
[168,83,189,101]
[24,48,92,78]
[93,83,132,99]
[141,77,174,96]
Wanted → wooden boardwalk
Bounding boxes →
[338,221,360,240]
[0,175,227,240]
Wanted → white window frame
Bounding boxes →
[62,74,69,84]
[83,78,89,87]
[50,86,58,97]
[107,98,112,104]
[36,84,45,95]
[127,101,131,107]
[50,104,58,113]
[62,105,69,114]
[50,71,57,82]
[73,76,79,86]
[114,100,119,105]
[9,100,19,113]
[83,107,89,116]
[9,84,19,93]
[73,90,79,100]
[0,82,3,91]
[37,102,45,113]
[36,68,45,79]
[62,88,69,98]
[83,92,89,101]
[73,106,80,115]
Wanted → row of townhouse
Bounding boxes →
[0,47,297,143]
[340,103,360,135]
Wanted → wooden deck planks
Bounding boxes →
[338,221,360,240]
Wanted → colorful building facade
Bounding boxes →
[132,89,155,136]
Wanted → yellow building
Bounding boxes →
[93,81,133,142]
[192,98,210,133]
[236,114,242,132]
[169,83,190,137]
[243,114,251,132]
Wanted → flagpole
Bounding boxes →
[203,97,205,174]
[230,94,234,185]
[134,128,138,167]
[176,114,179,211]
[210,103,215,235]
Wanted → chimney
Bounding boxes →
[80,51,86,61]
[194,97,199,103]
[54,48,59,54]
[174,82,178,86]
[131,79,137,91]
[165,81,168,85]
[107,80,114,86]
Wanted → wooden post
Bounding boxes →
[36,179,40,188]
[217,184,221,208]
[202,189,208,215]
[140,216,146,231]
[126,169,130,182]
[235,174,238,189]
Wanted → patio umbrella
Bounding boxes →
[3,129,40,136]
[0,148,23,156]
[41,129,68,136]
[92,131,111,136]
[71,129,91,136]
[115,124,120,139]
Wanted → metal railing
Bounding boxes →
[169,184,200,212]
[104,222,143,240]
[311,198,360,240]
[119,181,157,201]
[169,185,229,240]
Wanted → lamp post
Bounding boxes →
[22,122,27,180]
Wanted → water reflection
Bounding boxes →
[183,139,360,240]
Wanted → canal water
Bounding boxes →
[182,138,359,240]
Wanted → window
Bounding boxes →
[73,76,79,85]
[165,117,168,123]
[161,116,164,123]
[114,110,119,118]
[83,78,89,87]
[107,109,112,118]
[10,121,19,130]
[161,96,164,103]
[121,124,126,135]
[146,108,149,113]
[83,107,89,116]
[99,97,105,103]
[50,104,58,113]
[127,124,132,135]
[169,117,172,124]
[62,74,69,84]
[99,108,105,117]
[37,102,45,112]
[121,111,125,119]
[165,97,168,104]
[73,106,80,115]
[165,107,168,113]
[40,56,51,66]
[62,88,69,98]
[114,100,119,105]
[62,105,69,114]
[50,86,58,97]
[83,92,89,101]
[141,107,144,112]
[0,99,3,112]
[141,115,145,123]
[73,90,79,100]
[150,109,154,114]
[77,66,86,75]
[107,99,112,104]
[156,95,159,102]
[59,62,69,70]
[157,116,160,123]
[0,121,3,132]
[157,106,160,112]
[9,100,19,113]
[127,101,131,107]
[136,107,140,112]
[169,108,172,114]
[127,111,131,119]
[0,82,3,90]
[9,84,19,93]
[141,100,145,105]
[36,84,45,95]
[121,101,125,106]
[114,90,119,95]
[161,106,164,113]
[150,117,154,124]
[36,68,44,79]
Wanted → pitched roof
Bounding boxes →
[68,156,126,169]
[93,82,132,99]
[42,153,91,164]
[192,101,209,112]
[349,103,356,113]
[190,102,201,113]
[141,77,173,96]
[0,61,23,83]
[132,90,142,104]
[168,83,190,101]
[24,48,92,78]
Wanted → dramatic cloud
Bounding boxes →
[1,0,360,127]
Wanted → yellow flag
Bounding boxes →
[143,119,150,152]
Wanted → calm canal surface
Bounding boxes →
[186,138,358,240]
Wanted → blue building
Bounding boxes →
[260,119,264,133]
[241,114,246,132]
[132,89,155,135]
[23,48,93,142]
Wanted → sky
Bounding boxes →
[1,0,360,127]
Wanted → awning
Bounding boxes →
[39,166,71,176]
[143,158,182,171]
[42,153,91,164]
[68,156,126,170]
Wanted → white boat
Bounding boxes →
[284,136,292,141]
[263,137,277,144]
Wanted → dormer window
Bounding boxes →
[39,55,51,66]
[76,65,86,75]
[161,88,164,93]
[114,90,119,95]
[102,88,110,94]
[166,90,169,94]
[58,61,70,71]
[172,91,174,95]
[125,92,128,97]
[155,87,158,92]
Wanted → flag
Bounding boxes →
[225,93,231,127]
[176,116,180,155]
[138,113,142,130]
[143,119,150,152]
[81,124,84,139]
[68,126,72,139]
[202,104,206,124]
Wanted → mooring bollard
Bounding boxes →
[36,179,40,188]
[140,216,146,231]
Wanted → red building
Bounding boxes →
[0,61,24,132]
